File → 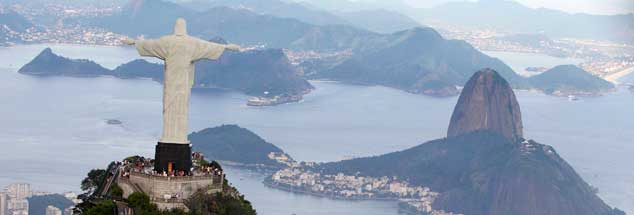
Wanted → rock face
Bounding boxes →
[318,70,622,215]
[447,68,523,142]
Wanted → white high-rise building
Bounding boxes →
[45,206,62,215]
[5,183,31,215]
[6,184,31,200]
[63,207,74,215]
[0,192,9,215]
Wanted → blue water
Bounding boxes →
[0,44,631,214]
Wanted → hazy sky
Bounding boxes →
[402,0,634,15]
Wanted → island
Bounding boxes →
[528,64,615,96]
[18,48,110,77]
[266,69,625,215]
[190,125,295,170]
[19,48,314,106]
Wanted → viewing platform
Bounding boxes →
[118,171,223,210]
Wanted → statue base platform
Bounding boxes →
[154,142,192,174]
[118,171,223,211]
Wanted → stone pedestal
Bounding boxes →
[154,142,192,174]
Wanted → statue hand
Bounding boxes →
[121,39,136,46]
[226,44,241,51]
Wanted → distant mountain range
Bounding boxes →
[88,0,614,98]
[19,48,313,98]
[412,0,634,44]
[316,70,624,215]
[306,27,613,97]
[176,0,350,26]
[298,0,634,44]
[171,0,421,33]
[20,0,617,98]
[334,9,422,33]
[90,0,416,50]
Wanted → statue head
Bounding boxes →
[174,18,187,36]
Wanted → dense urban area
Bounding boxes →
[1,183,81,215]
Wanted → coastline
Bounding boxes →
[262,179,400,202]
[247,89,313,107]
[604,66,634,84]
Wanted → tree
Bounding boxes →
[186,191,256,215]
[127,192,153,211]
[81,169,106,195]
[84,200,116,215]
[110,183,124,199]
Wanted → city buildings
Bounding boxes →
[0,192,9,215]
[45,206,62,215]
[4,183,30,215]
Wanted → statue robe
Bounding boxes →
[135,35,227,144]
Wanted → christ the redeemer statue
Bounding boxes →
[122,18,240,173]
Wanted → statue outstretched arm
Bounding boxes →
[124,38,168,60]
[225,44,241,51]
[193,39,241,61]
[121,39,136,46]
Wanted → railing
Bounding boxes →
[129,171,222,183]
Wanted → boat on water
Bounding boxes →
[106,119,123,125]
[247,94,303,106]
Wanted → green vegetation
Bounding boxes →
[79,192,187,215]
[83,200,116,215]
[186,191,256,215]
[110,183,124,199]
[191,125,290,167]
[308,28,526,97]
[318,131,616,215]
[80,169,106,196]
[21,48,313,99]
[77,156,256,215]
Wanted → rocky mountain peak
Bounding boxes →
[447,68,523,142]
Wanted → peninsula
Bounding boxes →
[267,69,625,215]
[190,125,295,169]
